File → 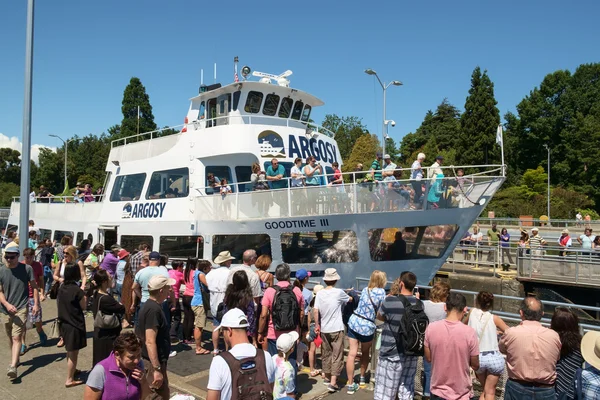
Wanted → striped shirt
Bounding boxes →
[371,159,382,181]
[129,251,145,275]
[555,349,583,399]
[528,234,546,249]
[499,320,561,385]
[577,365,600,399]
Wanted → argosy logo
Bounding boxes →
[122,202,166,219]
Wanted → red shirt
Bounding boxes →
[28,261,43,298]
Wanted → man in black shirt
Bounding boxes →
[136,275,175,400]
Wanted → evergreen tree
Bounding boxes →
[345,134,380,174]
[458,67,500,166]
[118,77,157,140]
[322,114,368,164]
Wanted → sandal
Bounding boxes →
[57,338,64,348]
[309,369,321,377]
[195,348,211,355]
[65,380,84,388]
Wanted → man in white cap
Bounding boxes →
[207,308,275,400]
[529,228,547,274]
[136,274,176,400]
[208,250,235,355]
[577,331,600,398]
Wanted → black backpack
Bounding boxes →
[220,349,273,400]
[397,295,429,356]
[272,285,300,331]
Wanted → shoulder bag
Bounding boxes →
[94,294,121,329]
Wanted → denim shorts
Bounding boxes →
[347,327,374,343]
[477,350,505,375]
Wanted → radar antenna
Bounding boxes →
[251,70,293,87]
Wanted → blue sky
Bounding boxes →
[1,0,599,157]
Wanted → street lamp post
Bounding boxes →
[364,69,402,156]
[49,134,72,189]
[543,144,551,223]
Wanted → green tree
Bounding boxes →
[0,182,20,207]
[345,134,380,174]
[322,114,368,164]
[0,148,22,185]
[116,77,157,140]
[458,67,501,166]
[384,137,400,161]
[33,147,63,194]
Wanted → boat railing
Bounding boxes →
[186,114,336,137]
[110,114,337,148]
[13,195,105,204]
[110,124,185,148]
[476,216,599,229]
[194,164,504,221]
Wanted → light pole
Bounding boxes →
[364,69,402,156]
[49,134,72,189]
[543,144,550,223]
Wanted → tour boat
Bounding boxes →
[7,66,505,287]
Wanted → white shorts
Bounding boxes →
[477,351,505,375]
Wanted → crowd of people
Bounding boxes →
[2,225,600,399]
[29,183,104,203]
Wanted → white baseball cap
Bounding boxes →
[214,308,249,331]
[276,331,299,353]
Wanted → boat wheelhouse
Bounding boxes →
[8,68,505,287]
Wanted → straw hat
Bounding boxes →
[561,229,569,234]
[214,250,235,265]
[312,284,324,295]
[581,331,600,370]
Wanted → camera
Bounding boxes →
[391,121,396,127]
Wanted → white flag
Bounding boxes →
[496,125,503,145]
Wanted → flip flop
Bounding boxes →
[65,380,84,388]
[195,348,211,355]
[309,369,321,377]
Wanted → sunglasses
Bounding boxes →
[5,255,17,260]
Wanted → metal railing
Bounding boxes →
[110,124,185,148]
[476,216,599,229]
[354,277,600,332]
[13,194,105,204]
[193,165,504,221]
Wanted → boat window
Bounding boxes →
[235,166,253,193]
[207,98,217,127]
[244,91,263,114]
[53,230,74,243]
[110,173,147,202]
[146,167,189,199]
[291,101,304,120]
[76,232,84,247]
[198,101,206,120]
[121,235,154,253]
[87,233,93,243]
[263,94,280,116]
[205,166,234,195]
[368,225,459,261]
[281,230,358,264]
[39,229,52,240]
[160,236,204,259]
[218,93,232,114]
[212,234,271,264]
[232,91,241,111]
[278,98,293,118]
[301,104,312,122]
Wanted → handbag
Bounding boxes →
[48,318,60,339]
[49,281,60,300]
[94,294,121,329]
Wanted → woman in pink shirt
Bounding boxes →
[181,259,198,344]
[168,261,185,343]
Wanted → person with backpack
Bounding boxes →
[345,270,387,394]
[313,268,353,393]
[425,292,479,400]
[207,308,275,400]
[374,271,427,400]
[258,264,304,379]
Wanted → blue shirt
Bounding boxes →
[266,164,287,189]
[134,266,170,303]
[347,287,386,337]
[115,260,126,284]
[302,287,313,314]
[191,270,204,306]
